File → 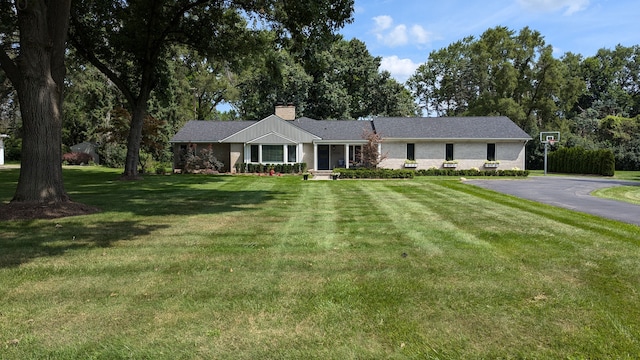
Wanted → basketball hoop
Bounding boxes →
[539,131,560,176]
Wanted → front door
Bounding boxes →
[317,145,330,170]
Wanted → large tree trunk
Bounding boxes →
[122,98,149,179]
[11,1,71,203]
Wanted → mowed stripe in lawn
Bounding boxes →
[3,170,640,359]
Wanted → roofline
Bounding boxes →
[220,115,321,142]
[169,140,221,144]
[382,137,532,142]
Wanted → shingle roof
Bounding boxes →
[372,116,531,140]
[170,120,256,142]
[171,116,531,143]
[291,117,373,141]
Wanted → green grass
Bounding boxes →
[1,166,640,359]
[529,170,640,180]
[593,186,640,205]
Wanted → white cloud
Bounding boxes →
[372,16,433,48]
[384,25,409,46]
[411,25,433,45]
[517,0,590,15]
[380,56,420,83]
[373,15,393,32]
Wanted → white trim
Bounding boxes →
[247,131,297,144]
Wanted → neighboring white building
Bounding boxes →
[0,134,8,166]
[170,106,532,172]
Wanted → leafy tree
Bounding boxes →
[236,37,418,119]
[0,69,19,136]
[235,46,313,119]
[63,50,123,148]
[408,26,583,131]
[0,1,73,203]
[304,38,418,119]
[361,127,387,168]
[165,46,239,121]
[69,0,354,178]
[597,115,640,170]
[577,45,640,118]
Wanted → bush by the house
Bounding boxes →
[333,168,415,179]
[62,152,94,165]
[234,163,307,174]
[415,168,529,177]
[548,147,615,176]
[183,147,224,174]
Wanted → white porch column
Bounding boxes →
[377,143,382,163]
[313,143,318,170]
[345,144,349,169]
[258,145,263,163]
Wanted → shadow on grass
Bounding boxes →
[2,167,283,217]
[0,168,285,267]
[0,220,169,268]
[71,179,281,217]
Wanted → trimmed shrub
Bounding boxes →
[234,163,307,174]
[62,152,94,165]
[415,168,529,177]
[548,147,615,176]
[333,169,415,179]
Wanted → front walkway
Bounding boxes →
[310,170,334,181]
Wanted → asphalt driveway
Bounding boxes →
[466,176,640,226]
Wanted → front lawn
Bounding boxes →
[1,167,639,359]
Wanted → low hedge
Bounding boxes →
[334,168,415,179]
[235,163,307,174]
[415,168,529,177]
[333,168,529,179]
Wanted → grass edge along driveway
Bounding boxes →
[1,167,640,359]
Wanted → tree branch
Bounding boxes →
[0,49,21,87]
[68,36,135,106]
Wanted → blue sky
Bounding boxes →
[340,0,640,82]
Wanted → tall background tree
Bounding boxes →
[0,0,73,204]
[69,0,354,178]
[235,37,419,119]
[408,26,583,133]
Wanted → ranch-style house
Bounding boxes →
[170,106,532,173]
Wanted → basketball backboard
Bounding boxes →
[540,131,560,144]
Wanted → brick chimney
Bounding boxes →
[275,104,296,120]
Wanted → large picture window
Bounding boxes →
[445,143,454,161]
[262,145,284,162]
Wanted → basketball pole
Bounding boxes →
[543,141,548,176]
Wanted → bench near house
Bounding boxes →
[169,106,532,173]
